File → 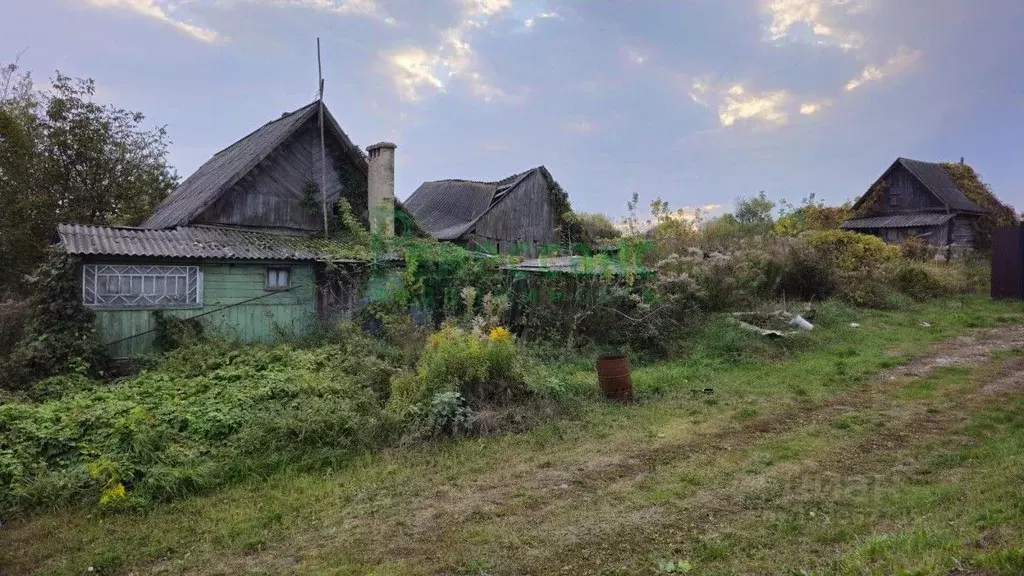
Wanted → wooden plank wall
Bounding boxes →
[469,170,559,256]
[882,166,945,213]
[93,262,317,358]
[197,119,367,232]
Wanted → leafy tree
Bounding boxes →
[0,62,177,295]
[577,212,622,240]
[734,191,775,227]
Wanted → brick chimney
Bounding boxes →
[366,142,397,236]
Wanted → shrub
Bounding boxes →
[890,261,950,301]
[426,391,474,436]
[899,235,934,261]
[3,248,107,390]
[0,298,29,362]
[390,324,530,415]
[777,240,836,301]
[0,340,390,516]
[806,231,900,308]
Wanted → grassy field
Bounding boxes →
[4,296,1024,575]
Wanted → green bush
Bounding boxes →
[390,324,529,414]
[3,248,108,390]
[0,339,393,516]
[899,235,934,261]
[806,230,900,308]
[890,261,950,301]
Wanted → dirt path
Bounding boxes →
[205,325,1024,575]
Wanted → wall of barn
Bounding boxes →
[86,260,317,359]
[880,165,945,213]
[950,216,975,247]
[466,170,560,256]
[197,119,368,232]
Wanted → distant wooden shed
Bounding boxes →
[842,158,987,248]
[404,166,570,256]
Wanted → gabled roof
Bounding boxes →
[403,166,549,240]
[58,224,365,262]
[855,157,986,215]
[142,102,368,229]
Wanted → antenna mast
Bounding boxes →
[317,38,328,238]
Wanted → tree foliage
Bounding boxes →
[0,62,178,295]
[2,247,108,390]
[576,212,622,241]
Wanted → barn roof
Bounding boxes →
[503,255,654,277]
[841,212,955,230]
[58,224,366,262]
[855,158,987,215]
[403,166,549,241]
[142,102,368,230]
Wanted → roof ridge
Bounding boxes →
[210,101,318,158]
[422,166,541,187]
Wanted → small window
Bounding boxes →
[266,268,290,290]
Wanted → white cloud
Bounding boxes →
[845,46,922,91]
[524,11,560,29]
[384,0,514,101]
[463,0,513,19]
[268,0,396,25]
[761,0,867,51]
[389,48,446,101]
[799,99,832,115]
[85,0,220,42]
[693,80,791,127]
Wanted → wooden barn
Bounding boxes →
[403,166,572,256]
[55,102,399,358]
[841,158,988,248]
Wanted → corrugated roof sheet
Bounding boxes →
[58,224,365,262]
[841,212,955,230]
[503,255,653,276]
[142,102,368,229]
[897,158,986,214]
[403,167,541,240]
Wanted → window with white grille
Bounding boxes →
[82,264,202,309]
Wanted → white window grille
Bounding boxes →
[266,268,290,290]
[82,264,202,309]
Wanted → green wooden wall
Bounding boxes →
[92,262,317,358]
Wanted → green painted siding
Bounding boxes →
[91,262,317,358]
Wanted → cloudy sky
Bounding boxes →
[3,0,1023,219]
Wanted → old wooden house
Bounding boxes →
[56,102,399,358]
[841,157,987,247]
[403,166,570,256]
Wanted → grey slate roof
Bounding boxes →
[142,102,368,229]
[854,158,987,215]
[503,255,653,276]
[896,158,985,213]
[841,213,955,230]
[58,224,364,262]
[403,167,544,240]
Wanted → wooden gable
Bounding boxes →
[872,162,945,214]
[197,116,368,232]
[467,169,559,253]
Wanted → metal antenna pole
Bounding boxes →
[318,38,328,238]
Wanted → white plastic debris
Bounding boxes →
[850,323,861,328]
[790,315,814,331]
[921,322,932,328]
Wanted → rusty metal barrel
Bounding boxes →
[596,355,634,403]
